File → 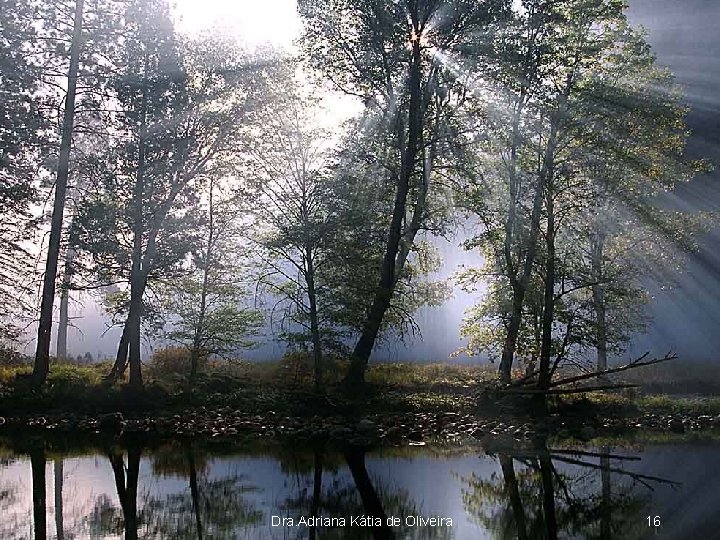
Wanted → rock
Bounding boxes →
[668,418,685,433]
[408,430,423,442]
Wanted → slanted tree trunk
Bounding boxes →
[33,0,84,384]
[344,448,393,539]
[54,459,64,540]
[31,446,47,540]
[591,230,608,372]
[500,117,558,385]
[344,16,424,388]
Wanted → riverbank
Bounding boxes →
[1,361,719,445]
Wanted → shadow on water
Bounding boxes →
[1,434,717,539]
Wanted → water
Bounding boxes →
[1,437,718,539]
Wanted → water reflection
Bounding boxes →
[461,436,677,539]
[0,436,717,539]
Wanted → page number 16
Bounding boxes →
[647,516,661,527]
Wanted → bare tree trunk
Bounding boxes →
[344,16,424,388]
[591,231,608,372]
[305,246,323,393]
[499,454,528,540]
[33,0,84,384]
[54,459,64,540]
[538,190,555,391]
[56,247,75,361]
[31,446,47,540]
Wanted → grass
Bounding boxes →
[0,355,718,424]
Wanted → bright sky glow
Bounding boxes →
[171,0,301,49]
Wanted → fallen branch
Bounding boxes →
[501,383,639,396]
[547,351,677,389]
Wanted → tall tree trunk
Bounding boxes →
[56,248,75,361]
[187,447,203,540]
[498,55,578,385]
[538,190,555,391]
[499,118,558,384]
[309,448,323,540]
[499,92,527,384]
[344,448,393,539]
[591,230,608,372]
[499,454,528,540]
[305,246,323,393]
[31,446,47,540]
[344,16,424,388]
[125,52,149,390]
[54,459,64,540]
[33,0,84,384]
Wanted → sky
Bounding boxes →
[50,0,720,364]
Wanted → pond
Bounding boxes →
[1,436,718,539]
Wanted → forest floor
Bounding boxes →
[1,359,719,445]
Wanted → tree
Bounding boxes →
[33,0,85,383]
[299,0,507,387]
[73,9,274,387]
[158,177,262,380]
[459,0,703,387]
[242,88,341,391]
[0,0,47,343]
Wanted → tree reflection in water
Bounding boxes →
[279,444,453,540]
[462,436,679,539]
[0,437,691,539]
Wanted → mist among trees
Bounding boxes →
[0,0,711,396]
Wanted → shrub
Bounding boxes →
[146,346,197,380]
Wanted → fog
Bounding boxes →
[47,0,720,365]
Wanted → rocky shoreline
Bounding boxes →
[2,407,719,445]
